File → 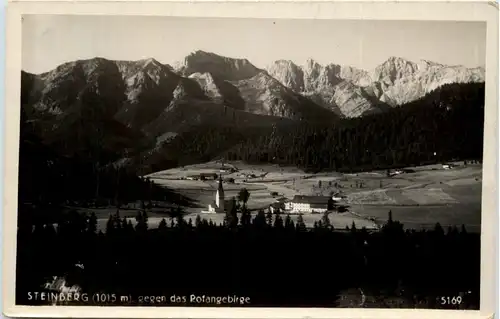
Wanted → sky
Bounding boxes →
[22,15,486,74]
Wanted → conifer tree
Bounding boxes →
[253,209,267,229]
[121,217,128,230]
[135,211,148,233]
[158,218,167,230]
[273,212,284,229]
[296,213,307,232]
[105,214,115,235]
[195,215,202,229]
[237,188,250,208]
[240,205,252,227]
[266,209,273,226]
[88,212,97,234]
[284,214,295,231]
[321,212,331,229]
[351,221,357,233]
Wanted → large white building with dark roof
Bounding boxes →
[288,195,334,213]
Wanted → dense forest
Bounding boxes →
[16,206,480,309]
[18,107,193,226]
[140,82,484,174]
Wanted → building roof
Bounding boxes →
[292,195,331,204]
[200,172,218,176]
[270,202,285,209]
[310,203,328,209]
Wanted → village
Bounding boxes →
[154,161,350,215]
[141,159,481,232]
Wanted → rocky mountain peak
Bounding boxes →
[177,50,261,81]
[266,60,305,92]
[373,56,419,84]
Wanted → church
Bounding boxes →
[207,174,229,213]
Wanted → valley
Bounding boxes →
[18,50,486,233]
[79,161,482,233]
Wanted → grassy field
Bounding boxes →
[112,160,483,233]
[75,161,481,233]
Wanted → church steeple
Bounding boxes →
[215,173,225,211]
[217,173,224,191]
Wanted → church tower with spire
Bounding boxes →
[215,174,225,212]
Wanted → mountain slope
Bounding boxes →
[233,71,337,121]
[374,58,485,105]
[136,82,484,174]
[175,51,338,121]
[187,72,246,110]
[266,56,485,117]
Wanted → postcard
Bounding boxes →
[2,1,498,319]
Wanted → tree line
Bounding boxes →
[141,82,484,174]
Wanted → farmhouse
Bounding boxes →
[220,167,236,173]
[269,202,285,214]
[389,169,404,177]
[289,195,333,214]
[331,193,344,202]
[200,173,218,180]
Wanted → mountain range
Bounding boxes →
[22,50,485,122]
[20,50,485,173]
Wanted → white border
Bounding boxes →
[3,1,498,319]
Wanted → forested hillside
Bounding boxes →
[140,82,484,174]
[18,107,192,226]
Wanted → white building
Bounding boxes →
[288,195,333,214]
[331,193,344,202]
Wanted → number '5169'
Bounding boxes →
[440,296,462,305]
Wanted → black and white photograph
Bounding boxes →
[5,5,497,314]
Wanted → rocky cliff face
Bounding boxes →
[267,56,485,117]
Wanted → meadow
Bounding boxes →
[81,160,482,233]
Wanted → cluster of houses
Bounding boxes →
[186,173,219,181]
[203,172,346,215]
[198,163,348,215]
